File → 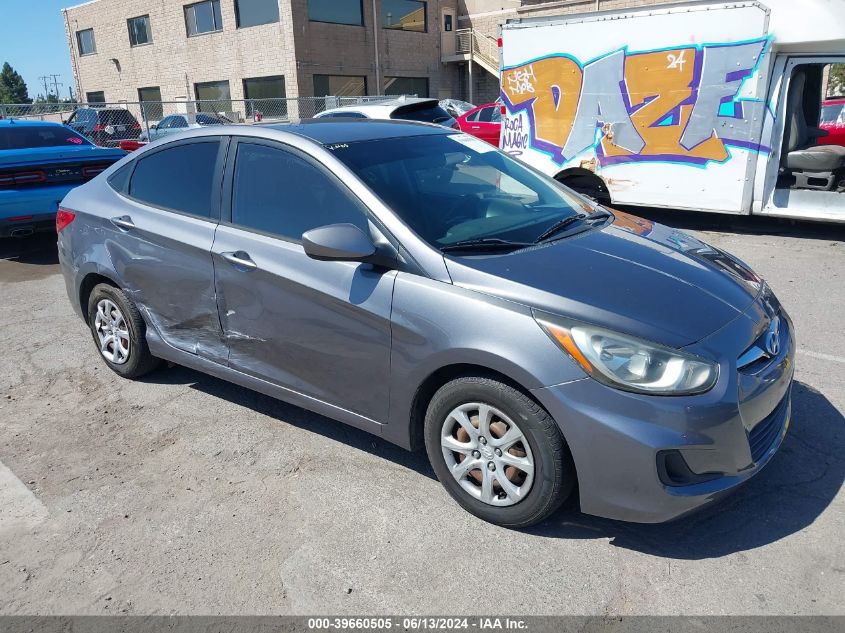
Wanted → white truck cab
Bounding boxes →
[499,0,845,222]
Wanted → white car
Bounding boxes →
[314,97,456,127]
[140,113,232,142]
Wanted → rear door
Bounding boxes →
[211,137,395,422]
[105,137,228,362]
[461,106,500,145]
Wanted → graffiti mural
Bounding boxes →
[500,39,771,166]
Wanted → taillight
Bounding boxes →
[132,121,141,130]
[93,123,105,132]
[82,164,109,178]
[56,208,76,233]
[0,170,46,187]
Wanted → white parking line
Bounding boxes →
[798,349,845,365]
[0,459,48,531]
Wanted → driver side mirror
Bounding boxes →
[151,124,158,130]
[302,223,378,263]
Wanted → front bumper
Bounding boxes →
[532,292,795,523]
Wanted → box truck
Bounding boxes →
[498,0,845,222]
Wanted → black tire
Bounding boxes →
[87,283,160,379]
[424,377,575,528]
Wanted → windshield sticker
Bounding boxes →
[449,133,497,154]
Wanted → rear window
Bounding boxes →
[0,126,92,150]
[99,109,139,125]
[390,102,455,126]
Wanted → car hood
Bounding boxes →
[443,211,763,349]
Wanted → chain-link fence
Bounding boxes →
[0,95,412,147]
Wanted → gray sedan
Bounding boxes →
[56,120,794,527]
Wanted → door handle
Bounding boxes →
[471,125,481,130]
[221,251,257,271]
[110,215,135,230]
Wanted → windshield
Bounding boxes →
[0,125,92,150]
[329,133,596,248]
[390,102,456,127]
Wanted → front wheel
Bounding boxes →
[424,377,575,528]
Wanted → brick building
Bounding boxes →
[61,0,671,109]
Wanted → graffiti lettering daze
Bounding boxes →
[500,39,771,166]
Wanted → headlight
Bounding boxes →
[535,314,719,395]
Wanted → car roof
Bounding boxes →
[0,119,69,128]
[262,118,452,145]
[824,98,845,105]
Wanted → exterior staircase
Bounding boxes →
[443,28,500,76]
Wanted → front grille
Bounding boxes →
[748,394,789,462]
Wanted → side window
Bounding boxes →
[231,142,368,241]
[465,109,481,122]
[172,116,189,128]
[477,107,494,123]
[108,163,133,193]
[129,141,220,217]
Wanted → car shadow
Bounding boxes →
[141,364,437,480]
[530,380,845,559]
[627,206,845,241]
[145,363,841,556]
[0,233,59,265]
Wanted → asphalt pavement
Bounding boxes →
[0,211,843,615]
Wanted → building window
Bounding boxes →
[383,0,426,32]
[195,80,231,113]
[308,0,363,26]
[313,75,367,99]
[86,91,105,103]
[127,15,152,46]
[235,0,280,28]
[138,86,163,121]
[185,0,223,36]
[243,76,287,119]
[383,76,428,97]
[76,29,96,56]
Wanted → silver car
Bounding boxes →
[57,120,794,527]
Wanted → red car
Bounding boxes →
[455,102,502,146]
[820,98,845,147]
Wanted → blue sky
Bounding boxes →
[0,0,76,100]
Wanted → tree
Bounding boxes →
[0,62,30,104]
[828,64,845,98]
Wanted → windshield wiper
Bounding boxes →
[440,238,533,253]
[533,214,588,243]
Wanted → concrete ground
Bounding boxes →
[0,211,843,616]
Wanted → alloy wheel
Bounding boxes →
[94,298,130,365]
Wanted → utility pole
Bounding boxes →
[39,75,50,100]
[49,75,63,100]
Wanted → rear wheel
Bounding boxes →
[87,283,160,379]
[424,377,575,528]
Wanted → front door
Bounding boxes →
[212,138,395,422]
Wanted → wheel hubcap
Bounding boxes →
[94,299,130,365]
[440,402,535,507]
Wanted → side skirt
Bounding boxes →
[146,328,386,441]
